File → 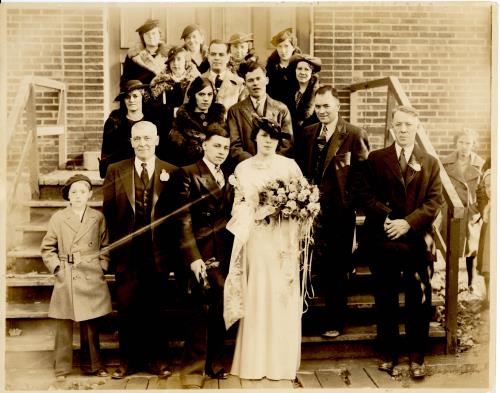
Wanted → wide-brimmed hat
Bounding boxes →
[251,115,291,144]
[135,19,160,35]
[270,27,296,47]
[289,54,322,73]
[227,32,254,45]
[62,174,92,201]
[114,80,149,101]
[181,24,202,40]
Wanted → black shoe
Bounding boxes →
[84,368,109,377]
[111,366,134,379]
[409,362,426,379]
[206,368,229,380]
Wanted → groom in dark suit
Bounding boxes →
[354,106,442,379]
[295,85,370,339]
[102,120,178,379]
[175,123,234,388]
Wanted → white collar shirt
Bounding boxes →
[203,157,225,187]
[134,156,155,181]
[395,143,414,162]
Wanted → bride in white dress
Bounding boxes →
[224,117,303,381]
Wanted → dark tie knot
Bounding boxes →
[141,162,147,169]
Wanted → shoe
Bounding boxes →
[158,367,173,378]
[95,368,109,377]
[409,362,426,379]
[111,367,127,379]
[378,361,395,373]
[321,330,340,339]
[55,375,67,382]
[206,368,229,380]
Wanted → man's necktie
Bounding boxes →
[317,124,329,152]
[399,148,408,177]
[215,75,223,91]
[214,166,225,188]
[141,162,149,187]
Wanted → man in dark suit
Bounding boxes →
[174,123,234,388]
[295,85,370,339]
[354,106,442,379]
[228,61,293,163]
[102,120,178,379]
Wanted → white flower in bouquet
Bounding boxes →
[288,191,298,200]
[270,181,280,190]
[277,187,286,195]
[299,177,309,187]
[299,208,309,220]
[309,188,320,203]
[307,202,321,215]
[277,194,287,204]
[286,200,298,211]
[288,183,298,193]
[297,190,309,202]
[282,206,293,218]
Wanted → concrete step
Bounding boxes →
[24,200,103,222]
[38,170,103,200]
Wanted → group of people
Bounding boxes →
[39,17,490,387]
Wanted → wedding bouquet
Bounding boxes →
[257,176,321,223]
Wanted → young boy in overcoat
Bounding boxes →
[41,174,112,381]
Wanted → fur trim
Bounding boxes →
[296,74,320,122]
[174,103,226,132]
[149,64,201,98]
[128,41,169,76]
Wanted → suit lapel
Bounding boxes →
[306,124,321,177]
[152,158,162,215]
[386,143,406,187]
[73,208,98,244]
[405,145,424,186]
[119,160,135,213]
[238,97,256,129]
[197,160,222,200]
[322,118,349,178]
[61,206,80,237]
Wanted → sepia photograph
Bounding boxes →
[0,1,496,391]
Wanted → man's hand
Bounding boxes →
[384,217,410,240]
[190,259,207,283]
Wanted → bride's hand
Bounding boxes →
[254,205,276,220]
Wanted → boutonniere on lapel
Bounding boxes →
[408,157,421,172]
[160,169,170,182]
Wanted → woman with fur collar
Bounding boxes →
[166,76,226,167]
[265,28,301,106]
[149,46,201,160]
[286,54,322,139]
[121,19,169,85]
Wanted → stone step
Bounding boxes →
[24,200,103,221]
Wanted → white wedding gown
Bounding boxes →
[225,155,303,380]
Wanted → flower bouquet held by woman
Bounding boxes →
[223,116,320,381]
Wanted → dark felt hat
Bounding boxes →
[251,114,291,144]
[114,80,148,101]
[289,54,322,73]
[181,24,202,40]
[135,19,160,35]
[270,27,296,47]
[227,32,254,45]
[62,174,92,201]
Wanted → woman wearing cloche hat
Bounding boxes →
[226,32,259,78]
[121,18,169,85]
[99,80,157,178]
[265,27,301,106]
[286,54,322,139]
[181,24,210,74]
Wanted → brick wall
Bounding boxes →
[313,4,492,158]
[6,6,105,172]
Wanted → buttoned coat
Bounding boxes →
[228,95,294,163]
[176,160,234,271]
[356,143,442,260]
[296,117,370,211]
[102,157,178,274]
[41,207,112,322]
[442,150,484,256]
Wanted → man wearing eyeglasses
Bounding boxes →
[103,121,178,379]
